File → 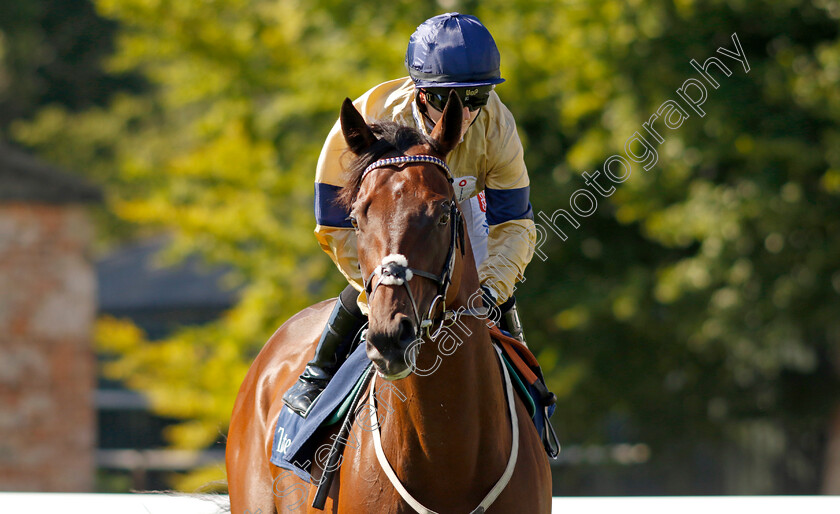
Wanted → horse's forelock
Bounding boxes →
[336,121,442,211]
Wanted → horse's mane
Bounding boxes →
[336,121,443,210]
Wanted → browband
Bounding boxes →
[361,155,452,183]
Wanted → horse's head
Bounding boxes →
[338,91,467,380]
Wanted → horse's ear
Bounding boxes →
[429,90,463,155]
[340,98,377,155]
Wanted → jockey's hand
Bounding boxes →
[480,285,502,325]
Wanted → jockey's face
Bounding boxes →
[420,91,480,139]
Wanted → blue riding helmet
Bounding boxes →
[405,12,505,88]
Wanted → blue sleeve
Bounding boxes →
[314,183,353,228]
[484,186,534,226]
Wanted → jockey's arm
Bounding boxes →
[478,101,537,305]
[314,116,366,294]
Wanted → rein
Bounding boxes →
[360,155,484,339]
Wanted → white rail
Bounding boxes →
[0,493,228,513]
[552,496,840,513]
[0,493,839,513]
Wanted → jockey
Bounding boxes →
[284,12,537,416]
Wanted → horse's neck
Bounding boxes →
[376,276,511,478]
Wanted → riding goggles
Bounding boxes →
[421,86,493,112]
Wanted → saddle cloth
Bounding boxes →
[269,328,557,482]
[270,342,371,483]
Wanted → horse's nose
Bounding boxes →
[397,317,416,348]
[365,314,417,380]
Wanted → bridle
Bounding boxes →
[355,154,521,514]
[358,154,481,339]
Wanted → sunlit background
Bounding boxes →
[1,0,839,497]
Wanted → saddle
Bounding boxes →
[488,324,560,458]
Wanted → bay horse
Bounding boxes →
[226,92,552,513]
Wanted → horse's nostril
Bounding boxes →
[398,318,416,344]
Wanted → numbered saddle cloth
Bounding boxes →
[269,327,559,482]
[270,343,371,483]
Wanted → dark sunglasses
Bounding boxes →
[421,86,493,112]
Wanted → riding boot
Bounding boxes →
[499,297,527,347]
[282,296,366,417]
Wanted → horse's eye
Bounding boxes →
[439,213,450,226]
[348,216,359,230]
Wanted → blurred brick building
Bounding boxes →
[0,143,101,491]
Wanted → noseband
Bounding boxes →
[359,154,471,339]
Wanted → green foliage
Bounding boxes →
[480,0,840,490]
[9,0,840,493]
[0,0,143,130]
[11,0,453,490]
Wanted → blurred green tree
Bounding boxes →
[0,0,145,243]
[10,0,840,494]
[481,0,840,494]
[0,0,143,130]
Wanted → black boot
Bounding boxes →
[283,295,366,416]
[499,296,527,346]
